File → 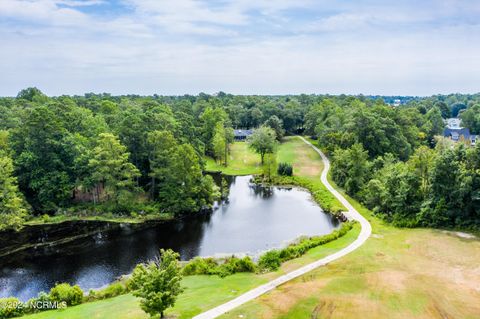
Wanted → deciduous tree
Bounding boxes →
[131,249,184,318]
[247,126,276,164]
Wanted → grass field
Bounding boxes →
[205,142,262,175]
[277,137,324,178]
[22,137,358,319]
[206,136,324,176]
[219,177,480,319]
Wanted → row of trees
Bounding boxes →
[331,141,480,228]
[305,97,480,229]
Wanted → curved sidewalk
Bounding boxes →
[193,136,372,319]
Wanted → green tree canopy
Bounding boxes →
[0,155,29,231]
[247,126,277,164]
[88,133,140,205]
[131,249,184,318]
[264,115,285,141]
[11,105,75,211]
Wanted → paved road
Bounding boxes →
[193,136,372,319]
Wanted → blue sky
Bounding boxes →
[1,0,479,96]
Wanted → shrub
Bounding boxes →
[181,257,218,276]
[0,298,23,319]
[215,256,257,277]
[258,250,281,271]
[277,222,355,264]
[24,292,51,314]
[182,256,257,277]
[271,176,344,214]
[49,283,83,306]
[277,162,293,176]
[233,256,257,273]
[88,282,127,301]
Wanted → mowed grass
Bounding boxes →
[277,136,324,178]
[23,137,358,319]
[23,274,268,319]
[275,137,344,213]
[205,142,262,175]
[220,176,480,319]
[206,136,324,177]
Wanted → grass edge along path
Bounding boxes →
[192,137,372,319]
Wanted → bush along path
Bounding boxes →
[193,136,372,319]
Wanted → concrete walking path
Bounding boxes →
[193,136,372,319]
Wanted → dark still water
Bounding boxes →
[0,175,339,301]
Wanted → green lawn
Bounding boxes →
[219,174,480,319]
[205,142,262,175]
[277,137,324,178]
[205,136,324,177]
[23,274,268,319]
[23,136,361,319]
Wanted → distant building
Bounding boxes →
[393,99,401,107]
[234,129,253,141]
[443,118,477,146]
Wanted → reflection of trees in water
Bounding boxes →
[208,173,235,202]
[154,211,214,260]
[329,214,341,227]
[249,184,274,198]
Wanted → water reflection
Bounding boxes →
[0,175,339,301]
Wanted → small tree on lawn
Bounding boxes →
[263,152,277,182]
[131,249,184,318]
[247,126,277,164]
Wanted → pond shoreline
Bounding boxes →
[0,211,209,259]
[1,174,341,301]
[1,173,345,259]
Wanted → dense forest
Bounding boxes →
[306,95,480,230]
[0,88,479,231]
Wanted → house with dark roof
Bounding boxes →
[234,129,253,141]
[443,119,477,146]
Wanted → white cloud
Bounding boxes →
[57,0,105,7]
[0,0,479,96]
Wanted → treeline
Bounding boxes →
[1,88,479,231]
[306,97,480,229]
[0,88,308,230]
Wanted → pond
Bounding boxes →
[0,175,340,301]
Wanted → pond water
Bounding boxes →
[0,175,339,301]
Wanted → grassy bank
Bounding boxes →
[219,173,480,319]
[24,212,174,226]
[205,142,262,175]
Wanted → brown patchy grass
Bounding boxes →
[221,203,480,319]
[278,137,324,178]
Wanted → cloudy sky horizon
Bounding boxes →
[1,0,479,97]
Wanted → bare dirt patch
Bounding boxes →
[366,270,409,292]
[313,296,387,319]
[442,230,477,239]
[256,279,329,319]
[407,231,480,294]
[293,147,322,177]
